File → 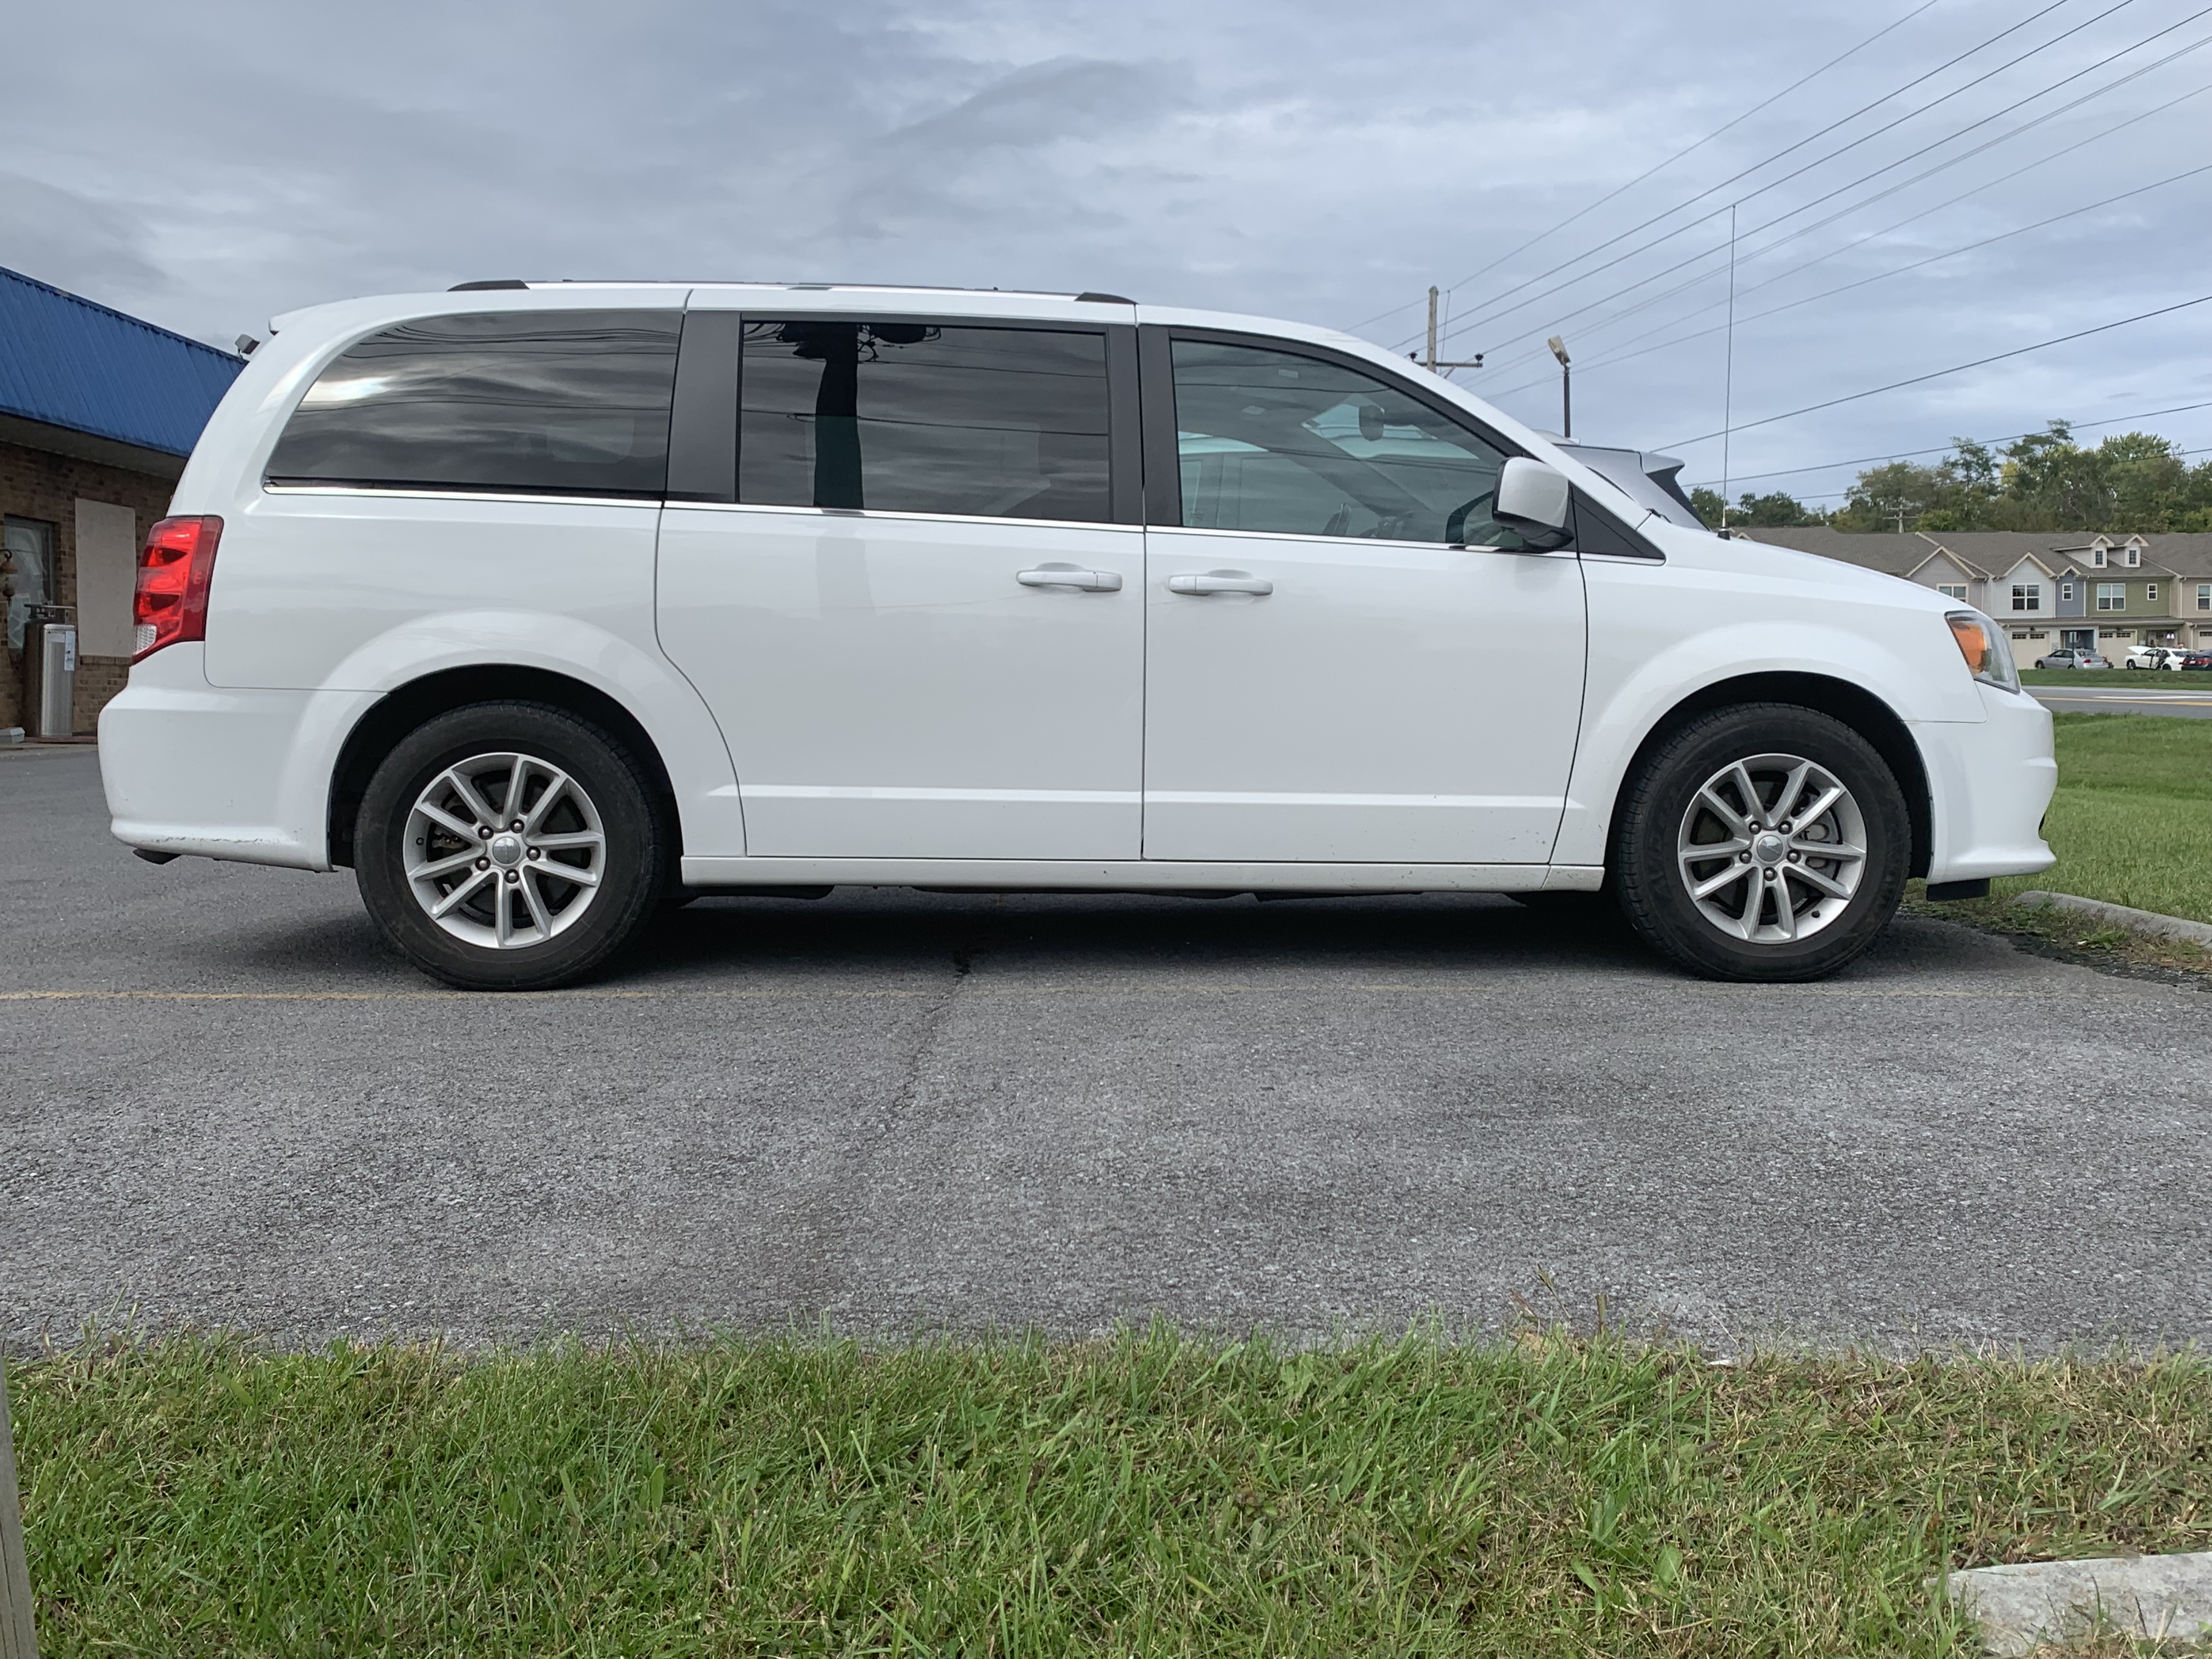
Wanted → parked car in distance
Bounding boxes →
[2035,647,2112,669]
[100,280,2059,990]
[2182,650,2212,671]
[2123,645,2186,670]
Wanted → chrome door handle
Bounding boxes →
[1167,571,1273,596]
[1017,565,1122,592]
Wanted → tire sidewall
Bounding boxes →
[1617,705,1909,981]
[356,702,664,990]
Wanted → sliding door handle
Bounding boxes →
[1167,571,1273,596]
[1017,565,1123,592]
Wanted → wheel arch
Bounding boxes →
[326,665,680,869]
[1605,672,1933,880]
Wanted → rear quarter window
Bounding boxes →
[266,310,681,498]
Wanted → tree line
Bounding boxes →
[1686,425,2212,533]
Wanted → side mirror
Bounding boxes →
[1493,457,1572,549]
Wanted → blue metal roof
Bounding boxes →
[0,264,242,459]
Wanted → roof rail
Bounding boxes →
[444,279,1138,302]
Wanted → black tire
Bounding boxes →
[1613,703,1910,983]
[354,701,668,990]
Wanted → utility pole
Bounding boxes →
[1413,287,1483,377]
[1547,336,1572,438]
[0,1360,36,1659]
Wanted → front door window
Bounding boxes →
[1169,339,1523,548]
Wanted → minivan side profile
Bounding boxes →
[101,281,2058,989]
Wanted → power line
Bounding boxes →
[1685,399,2212,489]
[1658,292,2212,450]
[1398,0,2085,349]
[1339,0,1948,336]
[1485,77,2212,387]
[1481,150,2212,399]
[1442,3,2210,356]
[1465,27,2212,370]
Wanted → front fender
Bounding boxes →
[1556,601,1976,867]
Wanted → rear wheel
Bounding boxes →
[1613,704,1909,982]
[355,701,668,990]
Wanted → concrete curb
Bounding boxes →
[1948,1551,2212,1655]
[2012,890,2212,948]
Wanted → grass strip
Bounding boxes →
[12,1330,2212,1656]
[1916,712,2212,977]
[1995,713,2212,928]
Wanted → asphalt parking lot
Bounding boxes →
[4,743,2208,1355]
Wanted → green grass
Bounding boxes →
[13,1330,2212,1657]
[2018,668,2210,687]
[1989,713,2212,926]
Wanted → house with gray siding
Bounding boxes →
[1742,528,2212,667]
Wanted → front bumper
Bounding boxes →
[1917,685,2057,884]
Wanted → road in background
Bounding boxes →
[2027,682,2212,719]
[5,747,2207,1355]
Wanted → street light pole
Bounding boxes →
[1547,336,1571,438]
[0,1361,36,1659]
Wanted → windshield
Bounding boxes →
[1558,444,1708,531]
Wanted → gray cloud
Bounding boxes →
[0,172,166,306]
[5,0,2210,493]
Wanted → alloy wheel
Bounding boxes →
[1674,752,1867,945]
[403,751,606,949]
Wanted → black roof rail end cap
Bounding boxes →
[1075,291,1135,304]
[449,279,531,291]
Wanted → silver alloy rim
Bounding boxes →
[1675,752,1867,945]
[403,752,606,950]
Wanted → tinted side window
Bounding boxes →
[267,311,681,498]
[740,321,1111,522]
[1170,338,1522,548]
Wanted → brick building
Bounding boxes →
[1,265,241,734]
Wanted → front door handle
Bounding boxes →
[1167,570,1273,596]
[1017,565,1123,592]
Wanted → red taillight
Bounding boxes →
[133,515,223,663]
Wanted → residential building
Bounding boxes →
[1745,527,2212,667]
[1,265,241,734]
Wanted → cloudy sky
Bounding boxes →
[9,0,2212,504]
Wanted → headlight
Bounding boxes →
[1947,610,2021,693]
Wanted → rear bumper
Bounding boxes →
[1917,686,2057,884]
[98,645,370,870]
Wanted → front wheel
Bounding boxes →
[1613,704,1910,982]
[355,701,669,990]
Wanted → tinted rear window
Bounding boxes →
[267,311,681,498]
[739,321,1111,522]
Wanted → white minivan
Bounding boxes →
[101,280,2057,989]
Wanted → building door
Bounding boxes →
[3,516,55,656]
[1139,331,1586,865]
